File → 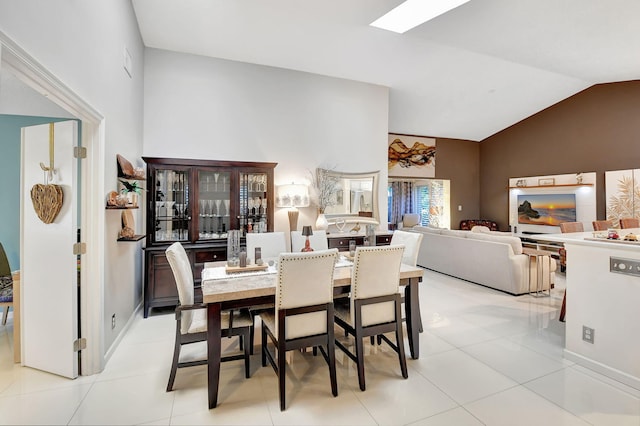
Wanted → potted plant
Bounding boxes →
[119,180,144,207]
[310,168,338,230]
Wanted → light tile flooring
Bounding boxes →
[1,270,640,425]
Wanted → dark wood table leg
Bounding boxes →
[404,277,421,359]
[207,303,222,409]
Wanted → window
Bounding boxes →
[388,179,450,228]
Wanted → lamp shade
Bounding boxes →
[301,225,313,236]
[276,184,309,208]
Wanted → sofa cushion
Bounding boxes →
[466,232,523,255]
[412,226,442,235]
[440,229,469,238]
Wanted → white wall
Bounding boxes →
[0,1,145,361]
[143,48,390,231]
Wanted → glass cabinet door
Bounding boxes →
[154,169,189,243]
[197,170,231,240]
[239,171,268,234]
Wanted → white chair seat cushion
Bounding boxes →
[186,308,253,334]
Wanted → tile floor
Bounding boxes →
[1,270,639,425]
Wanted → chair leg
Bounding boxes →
[166,332,182,392]
[261,320,268,367]
[559,290,567,322]
[278,340,287,411]
[395,321,408,379]
[355,332,366,391]
[1,307,8,325]
[327,341,338,397]
[243,330,251,379]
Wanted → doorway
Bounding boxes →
[1,33,105,375]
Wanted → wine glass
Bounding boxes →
[213,173,219,192]
[335,218,346,233]
[223,199,230,216]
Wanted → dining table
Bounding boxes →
[201,258,424,409]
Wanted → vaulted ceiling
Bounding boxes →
[132,0,640,141]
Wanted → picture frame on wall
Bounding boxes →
[388,133,436,178]
[538,178,555,186]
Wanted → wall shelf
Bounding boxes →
[509,183,594,189]
[117,235,145,242]
[106,205,139,210]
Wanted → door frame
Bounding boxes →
[0,31,105,375]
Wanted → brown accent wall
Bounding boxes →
[479,80,640,230]
[435,137,480,228]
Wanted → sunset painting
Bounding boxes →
[517,194,577,226]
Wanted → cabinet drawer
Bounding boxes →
[328,236,364,251]
[376,235,392,245]
[194,248,227,264]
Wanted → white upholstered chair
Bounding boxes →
[165,242,253,391]
[246,232,287,264]
[261,248,339,410]
[334,245,408,391]
[390,230,425,333]
[401,213,420,228]
[290,230,329,252]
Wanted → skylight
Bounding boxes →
[370,0,471,34]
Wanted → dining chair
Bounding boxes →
[334,245,408,391]
[165,242,253,391]
[245,232,287,348]
[245,232,287,264]
[260,248,339,410]
[558,222,584,322]
[592,220,613,231]
[0,243,13,325]
[389,230,424,333]
[290,230,328,252]
[619,217,640,229]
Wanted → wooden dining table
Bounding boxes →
[201,261,424,409]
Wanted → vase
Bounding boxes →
[315,213,329,231]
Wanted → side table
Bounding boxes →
[523,248,552,297]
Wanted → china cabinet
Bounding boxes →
[142,157,276,317]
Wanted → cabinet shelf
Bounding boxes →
[117,235,145,242]
[509,183,594,189]
[106,205,139,210]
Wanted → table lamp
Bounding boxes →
[301,225,314,252]
[276,183,310,232]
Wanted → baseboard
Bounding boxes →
[564,349,640,391]
[103,302,142,367]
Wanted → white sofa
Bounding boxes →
[410,226,555,295]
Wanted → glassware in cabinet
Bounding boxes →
[239,171,269,234]
[197,170,231,240]
[153,168,190,243]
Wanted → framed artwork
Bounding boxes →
[517,194,577,226]
[605,169,640,226]
[388,133,436,178]
[538,178,555,186]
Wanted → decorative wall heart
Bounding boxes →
[30,184,64,224]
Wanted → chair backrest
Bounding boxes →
[351,245,404,327]
[390,230,423,266]
[246,232,287,263]
[560,222,584,233]
[290,230,329,252]
[0,243,11,277]
[276,249,339,340]
[592,220,613,231]
[0,243,13,302]
[619,218,640,229]
[165,242,195,334]
[402,213,420,228]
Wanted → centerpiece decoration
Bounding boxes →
[310,167,338,231]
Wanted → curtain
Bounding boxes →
[390,181,414,226]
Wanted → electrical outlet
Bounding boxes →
[111,314,116,329]
[582,325,594,344]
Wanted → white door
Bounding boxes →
[21,121,79,378]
